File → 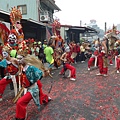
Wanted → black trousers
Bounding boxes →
[0,67,5,78]
[80,52,86,61]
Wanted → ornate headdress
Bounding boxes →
[2,45,12,54]
[10,6,22,26]
[9,6,24,42]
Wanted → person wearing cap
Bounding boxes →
[31,42,39,58]
[43,40,48,49]
[60,46,76,81]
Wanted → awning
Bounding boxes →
[41,0,61,11]
[21,18,46,27]
[69,26,98,34]
[85,27,99,33]
[0,9,10,23]
[21,18,53,29]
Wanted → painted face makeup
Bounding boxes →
[17,55,24,63]
[2,51,9,58]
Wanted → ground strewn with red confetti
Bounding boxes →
[1,60,120,120]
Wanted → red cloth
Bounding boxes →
[115,50,118,56]
[37,80,48,104]
[97,53,108,74]
[21,73,31,88]
[116,57,120,70]
[0,76,19,97]
[76,45,80,53]
[16,80,49,119]
[66,52,74,63]
[88,57,95,68]
[21,73,49,104]
[60,63,76,78]
[94,50,99,56]
[0,78,12,97]
[72,44,77,53]
[0,46,3,55]
[16,92,32,119]
[4,63,19,75]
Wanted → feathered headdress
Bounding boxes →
[23,55,48,73]
[10,6,22,26]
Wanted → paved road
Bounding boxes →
[0,60,120,120]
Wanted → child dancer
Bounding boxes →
[60,47,76,81]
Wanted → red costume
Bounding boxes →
[0,61,19,99]
[116,55,120,73]
[88,50,99,70]
[16,65,50,120]
[97,51,108,75]
[60,51,76,80]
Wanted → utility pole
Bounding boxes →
[80,20,82,26]
[105,22,107,33]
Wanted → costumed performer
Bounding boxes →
[0,46,20,102]
[96,49,108,76]
[88,47,99,70]
[15,55,52,120]
[59,46,76,81]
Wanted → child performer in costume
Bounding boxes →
[0,46,20,101]
[15,55,51,120]
[88,47,99,70]
[96,49,108,76]
[60,46,76,81]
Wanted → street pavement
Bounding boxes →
[0,59,120,120]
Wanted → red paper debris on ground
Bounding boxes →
[0,60,120,120]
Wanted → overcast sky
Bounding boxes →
[54,0,120,30]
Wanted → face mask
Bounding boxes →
[2,51,9,58]
[17,55,24,64]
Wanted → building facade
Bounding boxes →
[0,0,60,41]
[60,25,98,43]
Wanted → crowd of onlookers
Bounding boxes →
[2,36,120,78]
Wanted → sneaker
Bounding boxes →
[81,61,85,63]
[48,97,52,102]
[96,73,102,76]
[117,70,120,73]
[59,72,62,75]
[103,74,108,77]
[88,68,90,71]
[0,98,3,102]
[70,78,76,81]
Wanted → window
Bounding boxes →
[17,5,27,15]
